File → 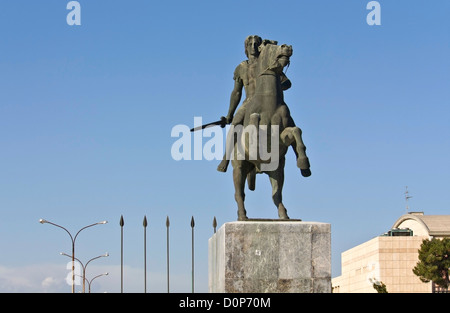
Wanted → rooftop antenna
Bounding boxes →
[405,186,412,214]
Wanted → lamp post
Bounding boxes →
[119,215,124,293]
[191,216,195,293]
[87,273,109,293]
[39,218,108,293]
[76,272,109,293]
[143,215,148,293]
[61,252,109,293]
[166,216,170,293]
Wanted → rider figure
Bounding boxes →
[217,35,291,172]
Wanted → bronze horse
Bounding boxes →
[229,40,311,221]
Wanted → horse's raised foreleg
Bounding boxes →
[267,158,290,219]
[280,126,311,177]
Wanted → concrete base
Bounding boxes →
[208,221,331,293]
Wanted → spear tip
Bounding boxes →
[143,215,148,227]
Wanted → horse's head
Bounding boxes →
[257,40,293,75]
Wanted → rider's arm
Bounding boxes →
[226,75,244,124]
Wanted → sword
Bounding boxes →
[190,116,227,132]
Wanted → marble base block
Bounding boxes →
[208,221,331,293]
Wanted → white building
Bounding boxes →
[332,212,450,293]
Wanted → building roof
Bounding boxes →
[392,212,450,237]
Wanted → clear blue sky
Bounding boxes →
[0,0,449,292]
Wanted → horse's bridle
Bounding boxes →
[259,55,291,77]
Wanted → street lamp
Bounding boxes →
[88,273,109,293]
[77,272,109,293]
[39,219,108,293]
[60,252,109,293]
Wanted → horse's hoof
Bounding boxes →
[301,169,311,177]
[278,208,290,219]
[217,161,229,173]
[237,215,248,221]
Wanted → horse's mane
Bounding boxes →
[258,39,278,52]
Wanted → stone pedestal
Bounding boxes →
[208,220,331,293]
